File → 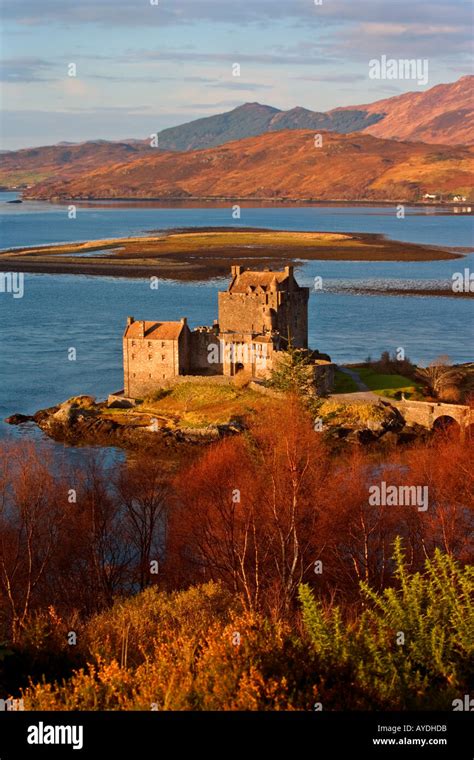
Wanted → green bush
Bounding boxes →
[299,539,474,709]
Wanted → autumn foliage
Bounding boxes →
[0,398,472,709]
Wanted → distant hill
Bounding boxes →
[334,75,474,145]
[23,130,474,203]
[2,76,472,194]
[153,76,474,150]
[0,141,156,189]
[156,102,382,151]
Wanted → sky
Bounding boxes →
[1,0,472,149]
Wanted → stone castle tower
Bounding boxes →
[123,265,310,399]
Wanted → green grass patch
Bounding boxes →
[356,367,421,398]
[333,369,359,393]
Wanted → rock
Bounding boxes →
[378,431,399,446]
[4,413,33,425]
[345,429,377,445]
[67,395,96,408]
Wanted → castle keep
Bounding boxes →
[123,265,312,399]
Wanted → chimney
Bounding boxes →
[180,317,187,326]
[126,316,134,326]
[231,265,243,277]
[284,265,294,277]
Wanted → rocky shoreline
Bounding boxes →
[6,394,432,451]
[5,396,244,449]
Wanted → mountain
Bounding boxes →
[2,76,472,193]
[156,102,382,151]
[333,75,474,145]
[0,141,156,188]
[150,76,474,150]
[23,130,474,202]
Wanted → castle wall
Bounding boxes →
[220,336,274,379]
[124,326,191,398]
[218,283,309,349]
[274,291,309,349]
[218,292,274,335]
[189,330,222,374]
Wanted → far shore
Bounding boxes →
[0,227,468,287]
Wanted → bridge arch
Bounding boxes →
[432,415,460,436]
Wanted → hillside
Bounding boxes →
[156,102,382,151]
[23,130,474,202]
[148,77,474,150]
[2,76,471,192]
[0,140,157,189]
[334,75,474,145]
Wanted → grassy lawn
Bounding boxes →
[138,382,273,428]
[320,399,392,427]
[355,367,421,399]
[333,369,359,393]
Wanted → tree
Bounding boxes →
[116,455,168,591]
[416,356,462,399]
[169,398,330,615]
[268,344,319,407]
[0,444,66,642]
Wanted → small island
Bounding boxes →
[7,264,473,451]
[0,228,466,285]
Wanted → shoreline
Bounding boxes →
[0,227,467,286]
[17,195,474,209]
[4,194,472,216]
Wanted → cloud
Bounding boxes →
[126,48,331,66]
[0,57,55,82]
[0,108,192,148]
[2,0,472,30]
[298,73,366,83]
[0,0,313,26]
[184,101,244,110]
[89,73,219,84]
[210,81,273,91]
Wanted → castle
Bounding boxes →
[123,265,331,399]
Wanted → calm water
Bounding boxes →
[0,194,473,445]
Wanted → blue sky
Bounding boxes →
[1,0,472,149]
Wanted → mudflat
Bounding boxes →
[0,227,465,282]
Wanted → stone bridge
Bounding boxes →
[391,398,474,438]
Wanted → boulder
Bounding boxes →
[4,413,33,425]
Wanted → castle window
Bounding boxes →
[131,340,135,347]
[148,354,153,360]
[161,341,165,348]
[131,354,135,360]
[161,354,165,361]
[148,341,152,348]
